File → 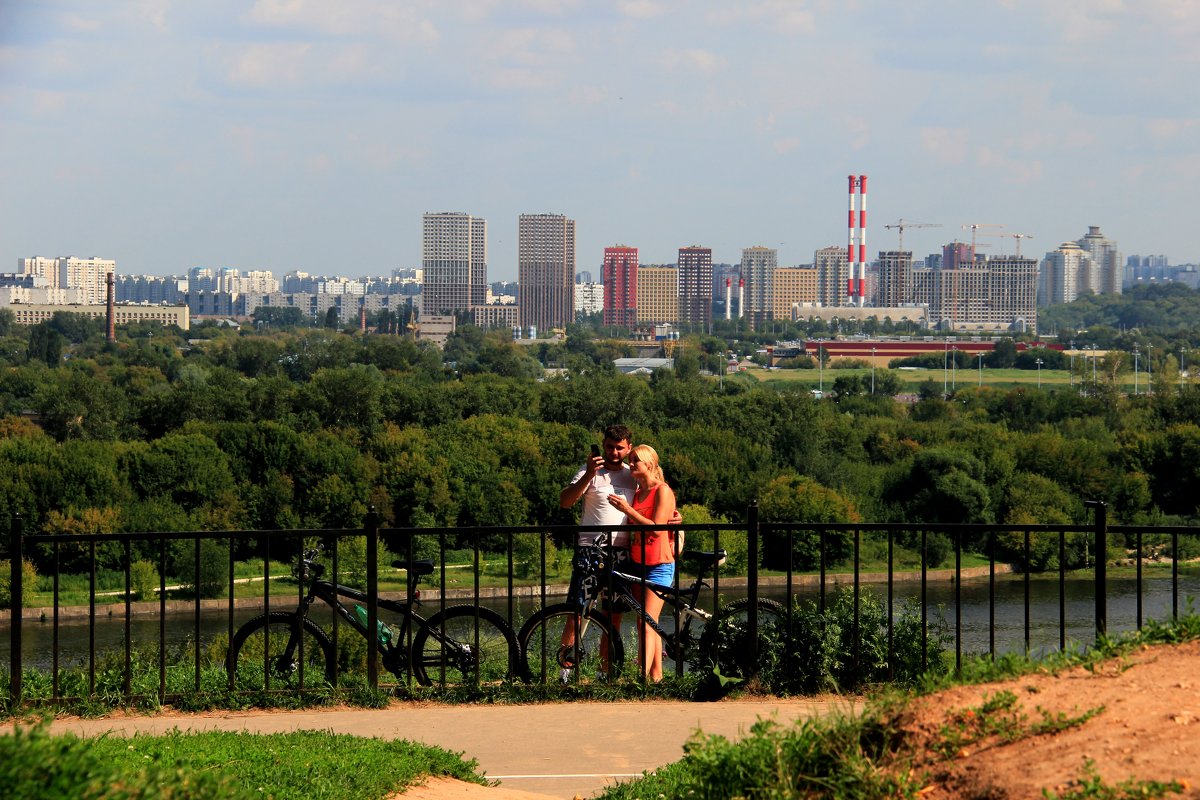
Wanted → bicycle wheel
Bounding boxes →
[698,597,788,683]
[517,604,624,684]
[411,605,518,686]
[227,611,335,691]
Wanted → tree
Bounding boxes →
[758,473,861,569]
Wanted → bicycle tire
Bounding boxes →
[698,597,788,682]
[411,605,518,686]
[227,611,336,690]
[517,604,624,684]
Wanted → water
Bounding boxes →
[3,572,1197,673]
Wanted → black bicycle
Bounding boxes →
[227,546,519,689]
[517,535,786,684]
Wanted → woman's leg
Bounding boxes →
[640,590,666,682]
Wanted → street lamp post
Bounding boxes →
[1133,347,1140,395]
[977,352,984,387]
[871,346,876,395]
[951,347,958,391]
[1035,358,1044,389]
[1147,344,1153,395]
[1092,345,1098,387]
[818,345,824,393]
[943,341,949,397]
[1181,346,1187,390]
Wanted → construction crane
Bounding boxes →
[982,231,1034,257]
[883,219,942,252]
[961,223,1004,260]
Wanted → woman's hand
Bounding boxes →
[607,493,632,514]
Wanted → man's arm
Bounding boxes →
[559,460,599,508]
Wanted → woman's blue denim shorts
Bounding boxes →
[623,560,675,586]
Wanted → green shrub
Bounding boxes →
[0,559,37,609]
[129,559,160,600]
[755,587,950,694]
[170,538,229,599]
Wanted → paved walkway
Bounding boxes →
[46,697,855,798]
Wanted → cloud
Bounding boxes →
[774,137,802,154]
[976,146,1043,183]
[659,48,728,75]
[921,127,969,165]
[478,27,576,90]
[618,0,667,19]
[245,0,439,45]
[224,43,312,88]
[705,1,817,35]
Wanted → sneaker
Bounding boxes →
[559,668,573,684]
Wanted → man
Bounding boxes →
[557,424,637,681]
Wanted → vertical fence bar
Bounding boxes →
[1023,530,1031,656]
[227,538,236,692]
[886,527,894,682]
[988,529,995,661]
[852,528,860,681]
[920,529,927,672]
[1135,530,1143,629]
[89,539,96,697]
[297,533,306,692]
[1058,529,1066,653]
[332,533,341,688]
[53,540,60,699]
[8,515,23,707]
[263,536,271,692]
[158,537,167,702]
[746,504,759,671]
[123,539,132,698]
[193,534,201,692]
[818,526,827,614]
[1090,501,1108,640]
[365,511,379,691]
[506,530,514,630]
[954,528,962,676]
[1172,531,1179,620]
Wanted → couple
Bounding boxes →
[558,424,680,682]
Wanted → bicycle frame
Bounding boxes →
[587,557,717,662]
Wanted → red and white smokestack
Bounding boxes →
[738,278,745,319]
[359,300,367,332]
[105,272,115,343]
[847,175,857,303]
[858,174,868,306]
[725,278,732,320]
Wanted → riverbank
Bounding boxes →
[0,564,1014,622]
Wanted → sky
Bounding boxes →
[2,1,1199,283]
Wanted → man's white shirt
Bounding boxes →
[572,463,636,547]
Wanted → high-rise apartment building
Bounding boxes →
[421,212,487,316]
[1075,225,1122,296]
[740,246,777,327]
[518,213,576,331]
[17,257,61,290]
[636,265,679,325]
[677,246,713,326]
[58,256,115,305]
[876,251,913,307]
[770,267,818,320]
[602,246,638,328]
[911,250,1038,332]
[814,246,848,307]
[1039,241,1093,306]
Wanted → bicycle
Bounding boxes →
[227,546,519,690]
[517,534,786,684]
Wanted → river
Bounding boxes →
[2,572,1197,673]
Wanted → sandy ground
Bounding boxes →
[894,639,1200,798]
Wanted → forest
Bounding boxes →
[1,290,1199,588]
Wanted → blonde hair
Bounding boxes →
[630,444,664,483]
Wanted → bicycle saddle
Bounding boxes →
[391,559,435,576]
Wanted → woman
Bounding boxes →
[607,444,677,682]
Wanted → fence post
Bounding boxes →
[365,507,380,690]
[746,502,759,667]
[9,515,23,707]
[1086,500,1108,640]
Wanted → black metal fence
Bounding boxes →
[4,503,1199,707]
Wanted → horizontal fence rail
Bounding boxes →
[4,505,1199,708]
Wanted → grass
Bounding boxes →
[593,609,1200,800]
[0,722,487,800]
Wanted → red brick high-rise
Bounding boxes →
[602,246,638,329]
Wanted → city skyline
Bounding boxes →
[3,2,1199,281]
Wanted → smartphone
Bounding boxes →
[590,444,601,458]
